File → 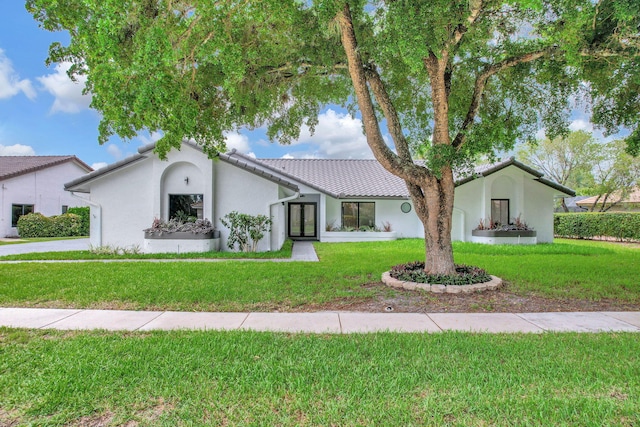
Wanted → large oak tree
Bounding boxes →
[28,0,639,274]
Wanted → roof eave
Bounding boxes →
[64,154,147,191]
[218,151,300,193]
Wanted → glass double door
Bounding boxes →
[288,203,317,239]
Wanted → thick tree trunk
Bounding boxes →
[338,3,457,275]
[407,169,456,275]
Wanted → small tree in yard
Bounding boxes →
[221,211,272,253]
[28,0,640,275]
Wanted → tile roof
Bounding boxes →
[233,153,575,198]
[0,156,92,181]
[256,158,410,198]
[576,187,640,206]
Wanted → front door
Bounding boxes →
[288,203,317,239]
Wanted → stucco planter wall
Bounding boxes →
[143,230,221,253]
[321,231,398,243]
[471,229,537,244]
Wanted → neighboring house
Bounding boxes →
[575,188,640,212]
[64,141,574,251]
[0,156,93,237]
[554,196,590,213]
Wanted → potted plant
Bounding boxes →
[143,218,220,253]
[472,216,536,243]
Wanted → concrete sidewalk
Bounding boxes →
[1,307,638,333]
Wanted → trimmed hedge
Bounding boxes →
[17,212,84,238]
[554,212,640,241]
[66,206,90,235]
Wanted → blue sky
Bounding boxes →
[0,3,617,171]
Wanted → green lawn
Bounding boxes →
[0,239,638,311]
[0,239,293,260]
[1,240,638,426]
[1,329,638,426]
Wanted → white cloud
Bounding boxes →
[137,131,163,146]
[568,119,593,132]
[37,62,92,113]
[0,143,36,156]
[284,109,374,159]
[106,144,123,160]
[0,50,36,100]
[224,132,251,154]
[91,162,108,170]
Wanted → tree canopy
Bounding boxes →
[517,131,640,211]
[27,0,640,273]
[27,0,639,160]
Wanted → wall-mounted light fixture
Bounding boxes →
[184,177,189,185]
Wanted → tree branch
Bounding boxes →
[452,48,553,148]
[444,0,484,53]
[337,3,425,184]
[365,66,427,173]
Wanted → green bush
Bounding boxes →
[555,212,640,241]
[220,211,272,252]
[17,212,84,238]
[66,206,90,235]
[17,213,54,238]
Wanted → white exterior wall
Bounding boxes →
[324,196,422,237]
[88,160,154,249]
[452,177,484,242]
[452,165,559,243]
[523,179,556,243]
[1,162,90,237]
[214,161,282,252]
[87,145,217,250]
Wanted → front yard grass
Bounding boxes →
[1,328,638,426]
[0,239,293,260]
[0,238,638,311]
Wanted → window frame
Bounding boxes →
[341,201,375,229]
[168,194,203,221]
[490,199,510,226]
[11,204,34,227]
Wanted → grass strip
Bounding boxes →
[0,239,293,260]
[1,329,638,426]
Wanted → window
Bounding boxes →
[342,202,375,229]
[491,199,510,226]
[12,204,34,227]
[169,194,203,221]
[62,205,68,214]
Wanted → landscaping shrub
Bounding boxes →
[555,212,640,241]
[220,211,272,252]
[66,206,90,235]
[390,261,492,285]
[17,212,83,238]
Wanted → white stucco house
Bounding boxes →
[0,155,93,237]
[64,141,574,252]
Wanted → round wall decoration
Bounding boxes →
[400,202,412,213]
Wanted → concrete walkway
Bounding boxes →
[1,307,638,333]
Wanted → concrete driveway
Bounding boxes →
[0,238,90,255]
